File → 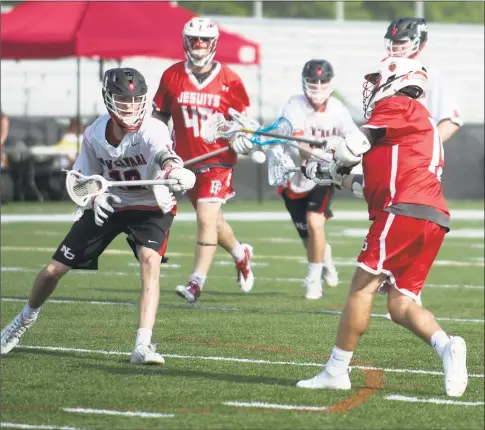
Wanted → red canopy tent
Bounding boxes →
[1,1,260,63]
[1,1,261,141]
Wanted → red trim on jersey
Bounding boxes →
[278,182,310,199]
[317,187,331,214]
[157,230,170,257]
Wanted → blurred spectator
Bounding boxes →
[55,117,85,169]
[1,109,9,168]
[8,134,43,202]
[0,108,14,203]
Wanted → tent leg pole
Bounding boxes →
[77,57,81,153]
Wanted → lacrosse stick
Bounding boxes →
[267,149,303,187]
[201,113,328,160]
[65,170,178,207]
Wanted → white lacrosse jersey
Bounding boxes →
[73,114,176,213]
[422,66,463,127]
[278,94,360,194]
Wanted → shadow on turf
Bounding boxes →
[11,348,297,386]
[87,288,285,298]
[80,361,300,387]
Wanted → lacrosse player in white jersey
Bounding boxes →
[270,59,360,299]
[385,17,463,143]
[0,68,196,364]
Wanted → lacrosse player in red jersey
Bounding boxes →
[1,68,196,365]
[298,57,468,397]
[152,17,255,304]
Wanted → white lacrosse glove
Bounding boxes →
[230,132,253,155]
[92,193,121,227]
[163,167,196,193]
[304,151,334,186]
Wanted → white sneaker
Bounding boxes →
[1,310,38,355]
[297,368,351,390]
[322,243,338,288]
[236,244,254,293]
[442,336,468,397]
[304,277,323,300]
[130,343,165,365]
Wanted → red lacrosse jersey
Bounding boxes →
[360,96,449,220]
[152,61,250,169]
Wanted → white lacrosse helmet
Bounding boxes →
[362,57,428,119]
[182,18,220,68]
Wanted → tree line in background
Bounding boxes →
[180,1,484,24]
[2,1,483,23]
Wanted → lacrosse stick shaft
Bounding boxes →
[183,147,231,167]
[240,127,326,148]
[106,179,179,187]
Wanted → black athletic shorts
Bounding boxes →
[52,209,174,270]
[281,185,334,239]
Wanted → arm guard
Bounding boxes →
[334,130,371,167]
[154,149,183,170]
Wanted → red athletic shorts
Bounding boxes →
[357,211,446,300]
[187,167,235,207]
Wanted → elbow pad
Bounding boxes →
[334,130,371,167]
[155,149,183,169]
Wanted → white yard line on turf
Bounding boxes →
[1,210,483,223]
[223,401,327,411]
[2,297,483,324]
[63,408,174,418]
[385,395,484,406]
[2,248,484,267]
[15,345,485,379]
[2,266,484,291]
[0,423,82,430]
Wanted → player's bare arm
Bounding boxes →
[437,119,460,143]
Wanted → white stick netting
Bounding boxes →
[200,113,241,143]
[267,149,299,187]
[65,171,107,206]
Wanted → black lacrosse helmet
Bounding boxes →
[301,59,334,105]
[385,17,428,58]
[102,68,148,131]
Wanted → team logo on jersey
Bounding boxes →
[60,245,75,260]
[209,180,222,195]
[388,62,397,72]
[177,91,221,108]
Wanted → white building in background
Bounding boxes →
[1,17,483,123]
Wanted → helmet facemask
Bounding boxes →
[385,37,422,58]
[362,73,382,119]
[104,92,147,132]
[183,35,218,68]
[302,78,333,105]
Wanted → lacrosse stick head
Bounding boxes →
[200,113,240,143]
[65,171,109,206]
[253,116,294,148]
[228,108,261,130]
[267,149,297,187]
